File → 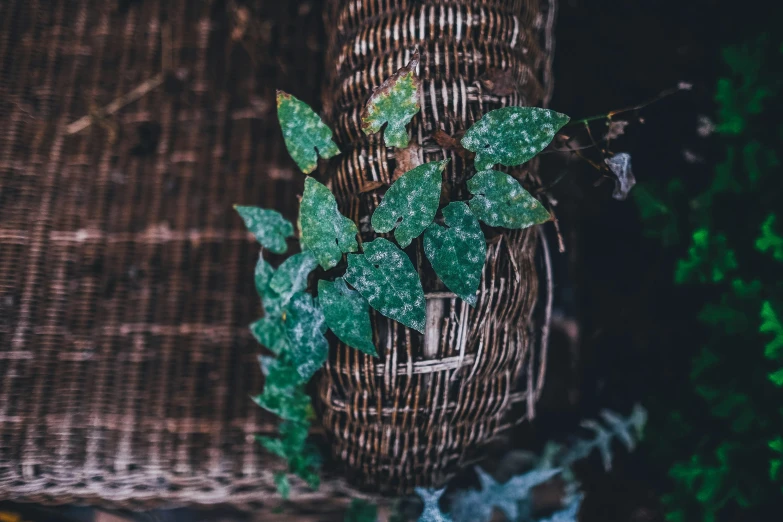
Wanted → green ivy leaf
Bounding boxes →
[234,205,294,254]
[254,253,275,299]
[269,250,319,304]
[423,202,486,306]
[250,317,290,354]
[461,106,570,171]
[274,472,291,499]
[467,170,551,229]
[299,177,359,269]
[277,90,340,174]
[756,214,783,261]
[361,50,421,148]
[318,278,377,356]
[284,292,329,382]
[371,160,447,247]
[253,375,312,422]
[345,238,426,333]
[344,499,378,522]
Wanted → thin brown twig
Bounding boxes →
[65,73,165,135]
[566,82,689,127]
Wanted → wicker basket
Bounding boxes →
[317,0,556,494]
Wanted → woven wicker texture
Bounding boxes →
[0,0,360,511]
[317,0,555,494]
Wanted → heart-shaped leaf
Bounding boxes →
[424,202,486,306]
[299,177,359,269]
[284,292,330,381]
[361,50,421,148]
[277,90,340,174]
[467,170,551,229]
[461,107,570,171]
[234,205,293,254]
[253,377,313,422]
[345,238,426,333]
[371,160,447,247]
[269,250,318,304]
[318,278,377,356]
[254,253,275,299]
[250,316,290,355]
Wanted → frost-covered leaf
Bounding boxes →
[318,278,376,356]
[415,488,452,522]
[250,316,289,354]
[253,373,312,421]
[449,489,492,522]
[461,106,570,171]
[600,409,636,451]
[538,494,583,522]
[299,177,359,269]
[269,250,318,303]
[580,419,614,471]
[361,50,421,148]
[254,253,275,299]
[345,238,426,333]
[371,160,447,247]
[605,152,637,201]
[277,90,340,174]
[474,467,560,521]
[284,292,329,382]
[467,170,551,229]
[424,201,486,306]
[756,214,783,261]
[234,205,294,254]
[254,293,329,383]
[274,472,291,499]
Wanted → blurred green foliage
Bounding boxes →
[634,34,783,521]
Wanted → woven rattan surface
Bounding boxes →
[0,0,364,511]
[317,0,555,494]
[0,0,556,509]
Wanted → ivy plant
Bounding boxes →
[237,51,570,497]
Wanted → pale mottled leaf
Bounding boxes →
[605,152,636,200]
[234,205,293,254]
[538,494,583,522]
[461,106,570,171]
[283,292,329,382]
[448,489,492,522]
[252,373,312,422]
[467,170,551,229]
[250,316,289,354]
[274,472,291,499]
[361,50,421,148]
[269,250,318,303]
[424,202,485,306]
[371,160,447,247]
[254,253,275,299]
[600,409,635,451]
[344,238,426,333]
[318,278,376,356]
[277,90,340,174]
[472,466,560,521]
[415,488,452,522]
[580,419,614,471]
[299,177,359,269]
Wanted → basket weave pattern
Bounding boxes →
[317,0,555,493]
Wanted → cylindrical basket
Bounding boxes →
[317,0,556,493]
